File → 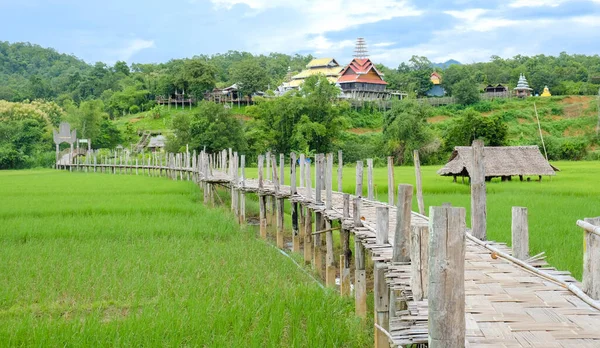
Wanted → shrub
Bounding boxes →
[472,101,493,113]
[129,105,140,114]
[551,106,563,116]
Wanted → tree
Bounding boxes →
[113,61,130,76]
[169,101,246,153]
[174,58,217,100]
[229,58,269,98]
[443,110,508,150]
[65,100,108,146]
[383,100,435,164]
[453,78,480,105]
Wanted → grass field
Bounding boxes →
[245,160,600,280]
[0,170,371,346]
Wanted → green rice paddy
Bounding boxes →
[0,170,371,347]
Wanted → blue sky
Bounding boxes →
[1,0,599,67]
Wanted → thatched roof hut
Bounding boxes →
[437,146,558,180]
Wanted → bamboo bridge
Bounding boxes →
[56,145,600,348]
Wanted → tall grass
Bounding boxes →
[0,170,371,346]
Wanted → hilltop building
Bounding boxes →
[514,73,533,98]
[426,71,446,97]
[430,71,442,85]
[288,58,342,89]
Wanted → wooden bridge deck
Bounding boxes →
[58,161,600,347]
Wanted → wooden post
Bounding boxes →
[326,153,333,210]
[258,155,267,239]
[304,207,313,265]
[367,158,374,200]
[583,217,600,299]
[337,150,343,192]
[355,244,367,317]
[355,161,363,197]
[340,194,351,296]
[511,207,529,260]
[315,154,323,204]
[279,153,284,186]
[276,196,284,248]
[413,150,425,215]
[314,211,324,276]
[410,225,429,301]
[374,206,390,348]
[471,139,487,240]
[299,153,305,188]
[291,153,299,252]
[387,157,394,206]
[239,155,246,224]
[393,184,413,262]
[428,206,466,348]
[325,218,336,287]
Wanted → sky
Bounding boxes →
[1,0,600,67]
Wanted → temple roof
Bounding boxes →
[514,73,532,91]
[306,58,339,68]
[337,58,387,85]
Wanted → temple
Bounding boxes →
[288,58,342,89]
[514,73,533,98]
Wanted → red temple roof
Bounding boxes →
[337,58,387,85]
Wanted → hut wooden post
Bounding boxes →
[258,155,267,239]
[428,206,466,348]
[355,160,363,197]
[410,225,429,301]
[291,153,300,252]
[512,207,529,260]
[387,157,395,206]
[367,158,374,200]
[374,207,390,348]
[354,197,367,317]
[340,194,351,296]
[471,139,487,240]
[413,150,425,215]
[583,217,600,299]
[337,150,343,192]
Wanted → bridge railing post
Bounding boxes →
[428,206,466,347]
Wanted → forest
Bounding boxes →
[1,41,600,169]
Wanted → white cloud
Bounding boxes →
[509,0,565,8]
[207,0,422,53]
[117,39,155,62]
[444,8,488,21]
[373,42,396,48]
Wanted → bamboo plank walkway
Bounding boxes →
[58,159,600,348]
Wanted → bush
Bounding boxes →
[551,106,563,116]
[129,105,140,114]
[560,139,588,160]
[472,101,493,113]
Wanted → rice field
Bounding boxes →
[0,170,371,347]
[246,160,600,280]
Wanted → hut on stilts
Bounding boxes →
[437,146,558,183]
